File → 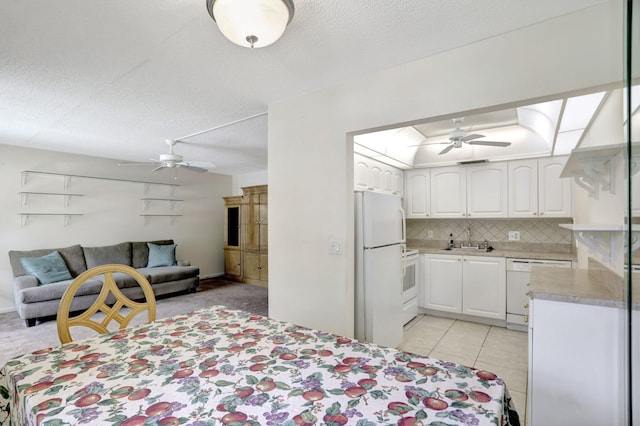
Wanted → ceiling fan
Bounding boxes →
[118,139,215,173]
[419,118,512,155]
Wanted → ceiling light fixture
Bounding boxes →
[206,0,295,49]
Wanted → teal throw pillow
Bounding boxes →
[20,251,72,285]
[147,243,177,268]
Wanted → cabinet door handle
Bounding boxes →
[533,212,538,216]
[524,303,529,309]
[540,212,544,216]
[525,291,531,296]
[524,315,529,324]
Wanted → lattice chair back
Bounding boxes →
[57,264,156,344]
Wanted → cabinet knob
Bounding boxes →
[524,303,529,309]
[525,291,531,296]
[524,315,529,324]
[533,212,538,216]
[540,212,544,216]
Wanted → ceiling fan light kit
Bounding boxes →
[118,139,215,175]
[206,0,295,48]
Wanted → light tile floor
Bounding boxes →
[400,315,528,424]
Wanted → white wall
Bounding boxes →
[0,144,232,313]
[268,2,623,337]
[232,171,268,195]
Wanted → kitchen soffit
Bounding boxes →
[353,91,610,169]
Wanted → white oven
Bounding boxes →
[402,249,419,324]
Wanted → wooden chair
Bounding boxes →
[57,264,156,344]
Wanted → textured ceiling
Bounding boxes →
[0,0,604,175]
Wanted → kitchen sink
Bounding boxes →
[442,246,493,253]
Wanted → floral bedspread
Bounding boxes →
[0,306,519,425]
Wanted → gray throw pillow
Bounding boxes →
[20,251,72,285]
[147,243,177,267]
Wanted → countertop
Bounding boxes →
[410,245,576,261]
[529,266,638,309]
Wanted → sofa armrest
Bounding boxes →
[13,275,39,292]
[177,259,191,266]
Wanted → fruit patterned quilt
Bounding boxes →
[0,306,520,425]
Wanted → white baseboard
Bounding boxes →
[0,306,16,314]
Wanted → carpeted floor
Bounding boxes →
[0,278,268,366]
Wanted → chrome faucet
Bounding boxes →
[466,226,472,247]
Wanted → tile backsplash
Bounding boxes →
[407,218,574,252]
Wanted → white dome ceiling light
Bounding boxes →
[206,0,295,49]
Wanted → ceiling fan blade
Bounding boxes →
[117,162,156,166]
[178,164,208,173]
[438,144,455,155]
[151,165,167,172]
[466,141,512,147]
[461,133,484,142]
[185,161,216,168]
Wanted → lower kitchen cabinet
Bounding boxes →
[528,298,631,425]
[422,254,506,320]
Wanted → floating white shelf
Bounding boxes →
[22,170,179,194]
[560,144,624,200]
[19,191,84,207]
[140,214,183,225]
[141,198,184,211]
[18,213,83,228]
[560,223,640,265]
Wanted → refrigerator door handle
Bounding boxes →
[399,206,406,243]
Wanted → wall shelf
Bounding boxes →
[141,198,184,211]
[19,191,84,207]
[560,144,624,200]
[22,170,179,194]
[140,214,183,225]
[560,223,640,265]
[18,213,83,228]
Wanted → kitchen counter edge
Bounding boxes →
[410,246,576,261]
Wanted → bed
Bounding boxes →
[0,306,520,425]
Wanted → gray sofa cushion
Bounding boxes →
[83,242,132,268]
[9,244,87,277]
[137,266,199,284]
[16,278,104,304]
[131,240,174,268]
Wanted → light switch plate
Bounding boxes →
[508,231,520,241]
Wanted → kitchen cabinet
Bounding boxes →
[404,169,430,218]
[430,163,508,218]
[466,163,508,218]
[508,157,572,217]
[354,153,404,196]
[528,298,630,425]
[223,249,242,278]
[430,167,467,218]
[422,253,506,320]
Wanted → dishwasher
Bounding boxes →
[506,258,572,331]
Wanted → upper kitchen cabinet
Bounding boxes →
[354,153,404,197]
[430,163,508,218]
[508,157,572,218]
[430,166,467,218]
[466,163,508,218]
[404,169,430,218]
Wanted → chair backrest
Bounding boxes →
[57,264,156,344]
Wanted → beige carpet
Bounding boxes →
[0,279,268,366]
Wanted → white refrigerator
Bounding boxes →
[354,191,405,348]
